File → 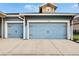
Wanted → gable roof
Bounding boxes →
[40,3,57,9]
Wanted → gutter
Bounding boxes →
[18,15,25,20]
[20,13,76,16]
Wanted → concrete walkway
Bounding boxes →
[0,39,79,55]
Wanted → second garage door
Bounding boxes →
[29,22,67,39]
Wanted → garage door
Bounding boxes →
[8,23,23,38]
[29,22,67,39]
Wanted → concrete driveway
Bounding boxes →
[0,39,79,55]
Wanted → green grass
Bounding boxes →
[73,35,79,41]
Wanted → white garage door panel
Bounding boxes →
[29,22,67,39]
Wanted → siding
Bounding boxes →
[26,16,71,20]
[4,17,22,21]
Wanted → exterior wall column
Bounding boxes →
[23,16,25,39]
[18,16,26,39]
[67,21,70,39]
[1,17,3,38]
[71,20,73,40]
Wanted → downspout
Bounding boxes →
[18,16,24,20]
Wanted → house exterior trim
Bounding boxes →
[23,17,26,39]
[5,21,24,39]
[20,14,76,16]
[6,15,20,17]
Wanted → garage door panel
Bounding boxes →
[29,23,47,39]
[8,23,23,38]
[29,22,67,39]
[48,23,67,39]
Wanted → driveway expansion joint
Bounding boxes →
[6,41,22,54]
[49,40,64,55]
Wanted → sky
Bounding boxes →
[0,3,79,13]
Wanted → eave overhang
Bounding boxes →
[20,13,77,17]
[0,12,6,17]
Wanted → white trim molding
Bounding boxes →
[67,21,70,39]
[5,21,24,39]
[27,20,29,39]
[23,17,26,39]
[6,15,19,17]
[27,20,70,40]
[4,20,71,40]
[20,13,76,16]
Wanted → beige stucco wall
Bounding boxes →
[42,6,55,13]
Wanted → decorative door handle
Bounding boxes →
[29,34,32,36]
[15,30,17,33]
[47,30,50,33]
